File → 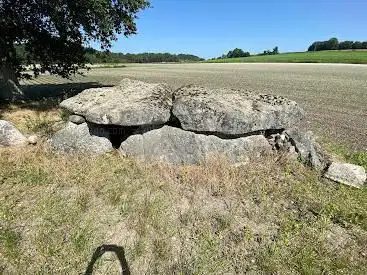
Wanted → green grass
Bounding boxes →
[207,50,367,64]
[322,141,367,170]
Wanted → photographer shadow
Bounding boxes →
[84,245,130,275]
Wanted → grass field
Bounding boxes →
[207,50,367,64]
[1,63,367,273]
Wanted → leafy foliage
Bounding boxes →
[226,48,250,58]
[308,38,367,51]
[258,46,280,56]
[215,47,279,60]
[0,0,150,80]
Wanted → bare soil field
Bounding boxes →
[21,63,367,150]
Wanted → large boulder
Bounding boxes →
[60,78,173,126]
[0,120,27,146]
[285,128,329,170]
[172,85,305,135]
[50,122,113,154]
[325,162,366,188]
[120,126,272,165]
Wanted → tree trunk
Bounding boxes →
[0,62,24,102]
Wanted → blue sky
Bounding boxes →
[105,0,367,58]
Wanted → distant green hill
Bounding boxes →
[207,50,367,64]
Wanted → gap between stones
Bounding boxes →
[86,120,286,149]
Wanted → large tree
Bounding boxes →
[0,0,150,100]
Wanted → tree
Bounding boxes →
[327,38,339,50]
[0,0,150,100]
[352,41,363,49]
[307,38,367,51]
[339,41,354,50]
[308,42,320,51]
[226,48,250,58]
[273,46,279,55]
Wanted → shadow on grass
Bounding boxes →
[84,245,130,275]
[1,82,113,113]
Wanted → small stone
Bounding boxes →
[28,135,38,145]
[69,114,86,125]
[325,162,366,188]
[0,120,27,146]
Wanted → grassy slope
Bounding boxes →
[207,50,367,64]
[1,107,367,274]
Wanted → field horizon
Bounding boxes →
[207,50,367,64]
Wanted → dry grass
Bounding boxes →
[0,104,64,138]
[1,142,367,274]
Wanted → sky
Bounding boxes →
[104,0,367,59]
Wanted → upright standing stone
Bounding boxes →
[50,122,113,154]
[120,126,272,165]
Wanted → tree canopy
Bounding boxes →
[226,48,250,58]
[0,0,150,99]
[308,38,367,51]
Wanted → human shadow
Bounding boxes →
[84,244,130,275]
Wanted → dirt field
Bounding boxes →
[22,63,367,150]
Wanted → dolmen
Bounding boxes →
[52,79,323,167]
[48,78,366,188]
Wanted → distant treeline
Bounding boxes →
[214,47,279,60]
[308,38,367,51]
[85,48,204,63]
[15,45,204,64]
